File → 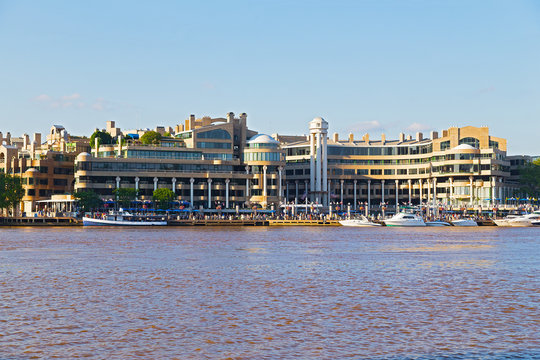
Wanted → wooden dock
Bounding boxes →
[0,217,81,226]
[269,219,341,226]
[168,219,269,226]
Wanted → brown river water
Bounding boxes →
[0,226,539,359]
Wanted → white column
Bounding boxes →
[262,165,267,200]
[116,176,121,189]
[408,179,412,205]
[419,179,423,204]
[190,178,194,207]
[498,178,503,204]
[322,133,328,206]
[304,180,308,206]
[433,178,437,207]
[153,177,158,191]
[225,179,230,209]
[469,176,474,205]
[245,166,250,204]
[367,180,371,212]
[491,176,496,206]
[353,180,357,210]
[135,176,140,200]
[278,166,283,204]
[316,133,322,202]
[172,177,177,193]
[207,178,212,209]
[427,179,431,204]
[340,179,344,203]
[381,180,385,204]
[450,177,454,206]
[395,179,399,211]
[310,134,315,193]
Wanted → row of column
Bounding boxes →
[286,176,503,208]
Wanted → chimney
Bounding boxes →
[333,133,339,142]
[0,132,3,144]
[94,136,99,151]
[363,133,370,143]
[416,132,423,141]
[430,131,438,140]
[239,113,247,124]
[349,133,354,142]
[399,133,405,142]
[407,135,412,141]
[31,141,36,160]
[23,134,30,149]
[227,112,235,123]
[33,133,42,146]
[6,132,11,144]
[381,133,386,144]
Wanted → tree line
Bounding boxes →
[0,173,24,216]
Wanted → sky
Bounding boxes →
[0,0,539,154]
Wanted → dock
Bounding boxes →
[269,219,341,226]
[0,216,81,226]
[168,219,269,226]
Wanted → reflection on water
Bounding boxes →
[0,227,539,359]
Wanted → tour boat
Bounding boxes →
[425,220,452,227]
[384,213,426,227]
[339,216,381,227]
[83,210,167,226]
[531,220,540,227]
[451,218,478,227]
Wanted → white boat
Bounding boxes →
[451,218,478,227]
[531,221,540,227]
[425,220,451,227]
[384,212,426,227]
[493,215,519,227]
[507,211,540,227]
[83,210,167,226]
[339,216,381,227]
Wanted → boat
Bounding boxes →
[507,211,540,227]
[531,220,540,227]
[384,212,426,227]
[451,218,478,226]
[83,210,167,226]
[339,216,382,227]
[493,215,519,227]
[425,220,452,226]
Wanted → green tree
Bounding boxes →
[73,190,103,213]
[519,159,540,197]
[153,188,175,209]
[89,130,113,148]
[140,131,162,145]
[113,188,138,208]
[0,174,24,215]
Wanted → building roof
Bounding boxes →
[248,134,280,145]
[452,144,477,150]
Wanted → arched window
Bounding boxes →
[459,137,479,148]
[197,129,231,140]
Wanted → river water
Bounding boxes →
[0,226,538,359]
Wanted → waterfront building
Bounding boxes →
[278,118,511,211]
[0,126,90,214]
[74,113,286,209]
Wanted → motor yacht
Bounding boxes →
[339,216,382,227]
[83,210,167,226]
[384,212,426,227]
[493,215,520,227]
[507,211,540,227]
[451,218,478,226]
[425,220,452,226]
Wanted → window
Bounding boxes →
[440,140,451,151]
[459,137,480,148]
[197,129,231,139]
[197,142,231,149]
[357,169,369,175]
[489,140,499,149]
[384,169,395,175]
[370,169,382,175]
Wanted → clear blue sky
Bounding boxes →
[0,0,539,154]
